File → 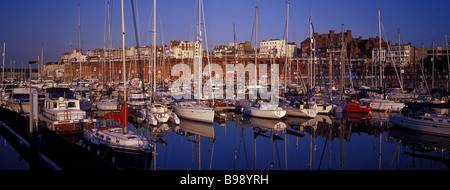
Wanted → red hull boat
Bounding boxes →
[344,102,372,113]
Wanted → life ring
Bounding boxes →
[442,97,446,101]
[385,109,390,113]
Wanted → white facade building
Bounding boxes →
[259,39,297,58]
[169,40,195,59]
[372,44,413,66]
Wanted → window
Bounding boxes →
[53,102,57,108]
[68,102,76,108]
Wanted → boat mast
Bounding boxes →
[153,0,157,93]
[108,1,112,83]
[309,17,313,94]
[446,35,450,83]
[121,0,127,133]
[329,37,333,96]
[254,5,258,100]
[339,24,345,100]
[78,4,82,80]
[284,0,289,92]
[378,9,382,87]
[432,40,435,89]
[2,41,5,84]
[398,28,404,93]
[41,43,44,80]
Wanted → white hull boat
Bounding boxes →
[96,98,119,111]
[389,113,450,137]
[173,101,214,123]
[284,102,317,118]
[7,87,35,114]
[315,104,333,114]
[39,96,96,133]
[84,121,152,153]
[360,98,405,112]
[243,100,286,119]
[139,102,171,126]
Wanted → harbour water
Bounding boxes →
[1,111,449,170]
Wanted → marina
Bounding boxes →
[1,0,450,172]
[1,105,449,170]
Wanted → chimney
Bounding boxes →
[346,30,352,37]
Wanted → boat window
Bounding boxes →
[53,102,58,108]
[127,136,137,139]
[13,94,29,100]
[68,102,76,108]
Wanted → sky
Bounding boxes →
[0,0,449,68]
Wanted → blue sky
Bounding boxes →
[0,0,449,66]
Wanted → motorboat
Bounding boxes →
[343,100,372,113]
[6,87,34,114]
[127,91,150,110]
[39,90,96,133]
[95,98,119,111]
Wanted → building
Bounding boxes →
[259,39,297,58]
[372,43,415,66]
[60,49,87,63]
[300,30,353,58]
[169,40,194,59]
[415,46,449,61]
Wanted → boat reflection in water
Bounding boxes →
[387,127,450,169]
[4,110,449,170]
[142,109,449,170]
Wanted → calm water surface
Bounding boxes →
[1,111,449,170]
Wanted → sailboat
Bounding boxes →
[172,0,215,123]
[243,99,287,119]
[359,21,406,112]
[83,105,152,153]
[83,0,152,156]
[138,0,175,126]
[241,5,286,120]
[283,97,317,118]
[389,105,450,137]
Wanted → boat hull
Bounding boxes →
[343,105,372,113]
[7,102,30,114]
[389,114,450,137]
[173,107,215,123]
[360,99,405,112]
[286,106,317,118]
[316,104,333,114]
[244,107,287,119]
[39,114,96,133]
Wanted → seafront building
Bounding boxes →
[19,28,445,90]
